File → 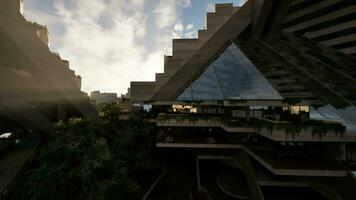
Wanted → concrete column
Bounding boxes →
[196,157,201,192]
[246,109,251,122]
[339,142,346,161]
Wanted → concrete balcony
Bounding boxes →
[156,114,353,142]
[255,119,354,142]
[156,115,255,133]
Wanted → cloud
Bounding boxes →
[206,3,215,12]
[171,22,197,39]
[177,0,192,7]
[174,23,184,32]
[24,0,193,94]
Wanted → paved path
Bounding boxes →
[0,140,39,195]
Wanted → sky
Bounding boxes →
[24,0,246,95]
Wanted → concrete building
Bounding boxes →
[0,0,97,134]
[130,1,356,199]
[29,22,50,47]
[90,91,118,105]
[52,53,82,90]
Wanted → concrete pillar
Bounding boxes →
[196,157,201,192]
[246,109,251,122]
[339,142,346,161]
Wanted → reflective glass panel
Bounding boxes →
[310,105,356,133]
[177,43,283,101]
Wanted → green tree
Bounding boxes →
[12,105,158,200]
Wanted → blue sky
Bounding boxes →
[24,0,246,94]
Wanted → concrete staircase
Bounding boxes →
[154,4,240,92]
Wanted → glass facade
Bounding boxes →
[177,43,283,101]
[310,105,356,133]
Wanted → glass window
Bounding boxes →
[310,105,356,133]
[177,43,283,101]
[290,106,300,114]
[300,106,310,113]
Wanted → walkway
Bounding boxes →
[0,139,39,197]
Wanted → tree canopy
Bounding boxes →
[12,103,158,200]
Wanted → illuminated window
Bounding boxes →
[172,105,197,113]
[290,106,300,114]
[300,106,310,113]
[290,106,310,114]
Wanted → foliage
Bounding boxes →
[255,118,346,138]
[12,103,158,200]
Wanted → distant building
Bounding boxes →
[125,88,131,99]
[90,91,117,105]
[117,95,131,113]
[130,1,356,199]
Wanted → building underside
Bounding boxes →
[130,0,356,199]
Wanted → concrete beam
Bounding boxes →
[252,0,275,37]
[339,46,356,55]
[265,0,293,36]
[304,19,356,39]
[284,0,344,23]
[320,33,356,46]
[291,0,305,6]
[283,5,356,33]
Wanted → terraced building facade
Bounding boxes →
[130,1,356,199]
[0,0,97,133]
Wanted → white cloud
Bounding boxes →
[206,3,215,12]
[174,23,184,32]
[177,0,192,7]
[154,0,177,29]
[171,22,196,39]
[186,23,194,30]
[24,0,194,94]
